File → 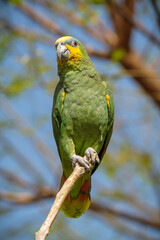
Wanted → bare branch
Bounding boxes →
[109,0,135,49]
[149,0,160,29]
[35,0,118,46]
[122,51,160,107]
[0,168,34,189]
[109,1,160,47]
[0,188,56,204]
[1,186,160,230]
[0,20,111,59]
[0,20,55,45]
[35,163,86,240]
[90,201,160,230]
[17,1,65,36]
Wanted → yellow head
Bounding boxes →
[55,36,87,65]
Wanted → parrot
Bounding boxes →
[52,36,114,218]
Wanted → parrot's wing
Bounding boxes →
[52,81,64,154]
[92,82,114,175]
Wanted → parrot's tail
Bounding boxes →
[60,172,91,218]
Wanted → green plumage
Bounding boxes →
[52,36,114,217]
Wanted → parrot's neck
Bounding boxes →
[58,57,100,92]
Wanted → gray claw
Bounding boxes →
[85,147,100,165]
[71,154,90,172]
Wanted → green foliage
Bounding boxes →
[26,56,52,76]
[111,48,126,62]
[9,0,23,6]
[102,144,152,179]
[34,115,49,128]
[0,33,14,62]
[86,0,105,4]
[0,120,13,129]
[3,75,34,97]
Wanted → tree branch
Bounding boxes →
[149,0,160,29]
[17,1,65,36]
[108,0,134,49]
[108,1,160,108]
[90,202,160,230]
[35,163,86,240]
[122,51,160,107]
[35,0,118,46]
[109,0,160,47]
[1,186,160,230]
[0,20,111,59]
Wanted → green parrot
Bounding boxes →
[52,36,114,218]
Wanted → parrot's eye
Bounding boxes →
[71,40,78,47]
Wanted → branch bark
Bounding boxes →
[114,1,160,47]
[35,163,86,240]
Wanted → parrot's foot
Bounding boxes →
[71,154,90,172]
[85,147,100,165]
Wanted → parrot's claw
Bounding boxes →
[71,154,90,172]
[85,147,100,165]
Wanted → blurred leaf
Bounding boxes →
[9,0,23,5]
[0,120,13,129]
[3,75,34,97]
[111,48,126,62]
[86,0,105,4]
[42,80,58,93]
[35,115,49,128]
[102,144,152,180]
[0,206,12,215]
[0,33,14,62]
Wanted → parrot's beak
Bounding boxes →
[56,42,70,61]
